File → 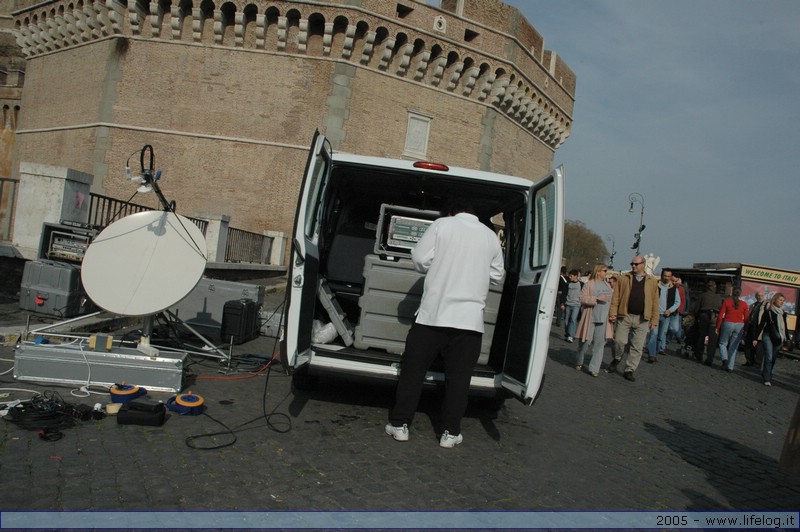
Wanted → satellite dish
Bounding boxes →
[82,210,208,317]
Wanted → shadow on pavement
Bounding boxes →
[547,332,579,368]
[644,418,800,509]
[288,372,505,443]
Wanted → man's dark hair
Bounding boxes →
[569,269,580,276]
[444,198,476,216]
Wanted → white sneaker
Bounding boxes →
[385,423,409,441]
[764,381,772,387]
[566,336,573,343]
[439,430,463,448]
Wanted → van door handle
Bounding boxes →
[293,238,305,264]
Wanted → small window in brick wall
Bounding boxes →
[403,112,432,160]
[396,4,413,18]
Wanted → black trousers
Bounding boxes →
[694,311,718,362]
[744,335,761,364]
[389,322,482,435]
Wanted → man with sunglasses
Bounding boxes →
[607,256,660,381]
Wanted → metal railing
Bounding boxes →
[87,192,208,235]
[0,177,19,241]
[88,192,275,264]
[225,226,273,264]
[2,184,279,265]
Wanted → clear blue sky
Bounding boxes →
[502,0,800,270]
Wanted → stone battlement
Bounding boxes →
[12,0,573,148]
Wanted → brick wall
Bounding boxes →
[10,0,575,250]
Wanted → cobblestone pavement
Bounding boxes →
[0,290,799,516]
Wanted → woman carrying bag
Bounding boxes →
[574,263,614,377]
[752,292,788,387]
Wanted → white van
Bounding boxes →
[281,131,564,406]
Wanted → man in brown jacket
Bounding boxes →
[606,255,660,381]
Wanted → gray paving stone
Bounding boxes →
[2,299,800,515]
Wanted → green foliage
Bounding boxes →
[562,219,610,274]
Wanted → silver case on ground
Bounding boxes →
[14,343,185,392]
[168,277,265,341]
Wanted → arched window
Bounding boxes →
[409,38,427,79]
[263,6,279,50]
[242,4,257,48]
[199,0,214,43]
[157,0,171,38]
[329,15,348,58]
[178,0,192,41]
[285,9,302,53]
[219,2,235,46]
[368,26,389,68]
[390,32,409,72]
[306,12,324,55]
[353,20,369,62]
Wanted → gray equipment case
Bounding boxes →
[353,254,501,364]
[19,259,88,318]
[168,277,265,341]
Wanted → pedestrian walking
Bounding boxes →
[563,269,583,342]
[574,264,614,377]
[607,256,660,382]
[692,280,723,365]
[556,266,568,327]
[752,292,788,387]
[668,276,688,344]
[645,268,680,362]
[715,287,749,372]
[743,290,766,367]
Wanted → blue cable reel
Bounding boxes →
[109,383,147,404]
[166,391,205,415]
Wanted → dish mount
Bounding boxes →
[81,144,216,357]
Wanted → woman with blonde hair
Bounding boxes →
[574,263,614,377]
[753,292,788,386]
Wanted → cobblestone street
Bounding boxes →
[1,290,798,519]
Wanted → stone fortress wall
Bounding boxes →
[8,0,575,245]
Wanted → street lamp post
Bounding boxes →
[606,234,616,269]
[628,192,645,255]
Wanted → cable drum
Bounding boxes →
[167,392,205,415]
[109,383,147,404]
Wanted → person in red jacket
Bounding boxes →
[715,287,749,372]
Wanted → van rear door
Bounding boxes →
[499,166,565,404]
[282,131,332,370]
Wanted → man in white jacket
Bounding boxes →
[385,199,505,448]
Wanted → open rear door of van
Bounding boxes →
[281,131,332,371]
[499,166,565,404]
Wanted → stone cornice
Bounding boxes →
[12,0,572,148]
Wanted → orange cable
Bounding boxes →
[196,351,281,381]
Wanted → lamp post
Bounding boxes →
[628,192,645,255]
[606,234,616,269]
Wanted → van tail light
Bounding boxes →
[413,161,449,172]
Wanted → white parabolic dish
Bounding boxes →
[81,210,208,317]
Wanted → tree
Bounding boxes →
[562,219,610,274]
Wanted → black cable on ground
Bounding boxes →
[183,293,291,450]
[4,391,78,432]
